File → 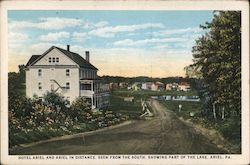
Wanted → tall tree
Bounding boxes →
[190,11,241,119]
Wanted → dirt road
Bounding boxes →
[10,99,225,154]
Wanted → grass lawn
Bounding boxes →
[108,95,142,119]
[159,100,202,120]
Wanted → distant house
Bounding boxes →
[165,82,178,91]
[155,82,165,91]
[109,82,119,90]
[178,82,191,91]
[172,83,178,90]
[151,83,158,91]
[119,82,128,89]
[166,84,172,91]
[141,82,153,90]
[131,82,141,91]
[25,45,109,109]
[142,82,164,91]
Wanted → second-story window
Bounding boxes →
[49,57,51,63]
[56,57,59,62]
[66,69,70,76]
[66,82,70,89]
[52,57,55,62]
[38,82,42,90]
[38,69,42,76]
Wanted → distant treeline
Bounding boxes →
[100,75,194,84]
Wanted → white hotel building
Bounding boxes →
[25,45,109,109]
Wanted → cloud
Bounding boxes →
[9,17,82,30]
[153,27,203,36]
[95,21,109,28]
[39,32,70,42]
[88,23,165,38]
[113,37,188,46]
[72,32,88,42]
[8,32,29,43]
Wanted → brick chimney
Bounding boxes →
[67,45,70,51]
[85,51,89,62]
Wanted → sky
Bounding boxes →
[8,10,214,77]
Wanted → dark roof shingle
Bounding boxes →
[55,46,98,70]
[26,55,41,66]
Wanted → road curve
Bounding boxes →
[10,99,225,155]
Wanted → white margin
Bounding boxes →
[0,0,249,165]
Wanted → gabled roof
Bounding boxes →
[26,46,98,70]
[26,55,41,66]
[55,46,98,70]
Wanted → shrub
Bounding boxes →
[71,97,91,122]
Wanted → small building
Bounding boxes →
[131,82,141,91]
[109,82,119,90]
[178,82,191,91]
[141,82,153,90]
[155,81,165,91]
[151,83,158,91]
[166,84,172,91]
[172,83,179,90]
[119,82,129,89]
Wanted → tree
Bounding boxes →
[190,11,241,119]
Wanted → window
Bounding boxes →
[56,57,59,62]
[49,57,51,63]
[66,69,70,76]
[38,69,42,76]
[52,57,55,62]
[38,82,42,90]
[66,82,70,89]
[80,84,91,90]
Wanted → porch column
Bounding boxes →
[96,95,99,108]
[91,81,93,91]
